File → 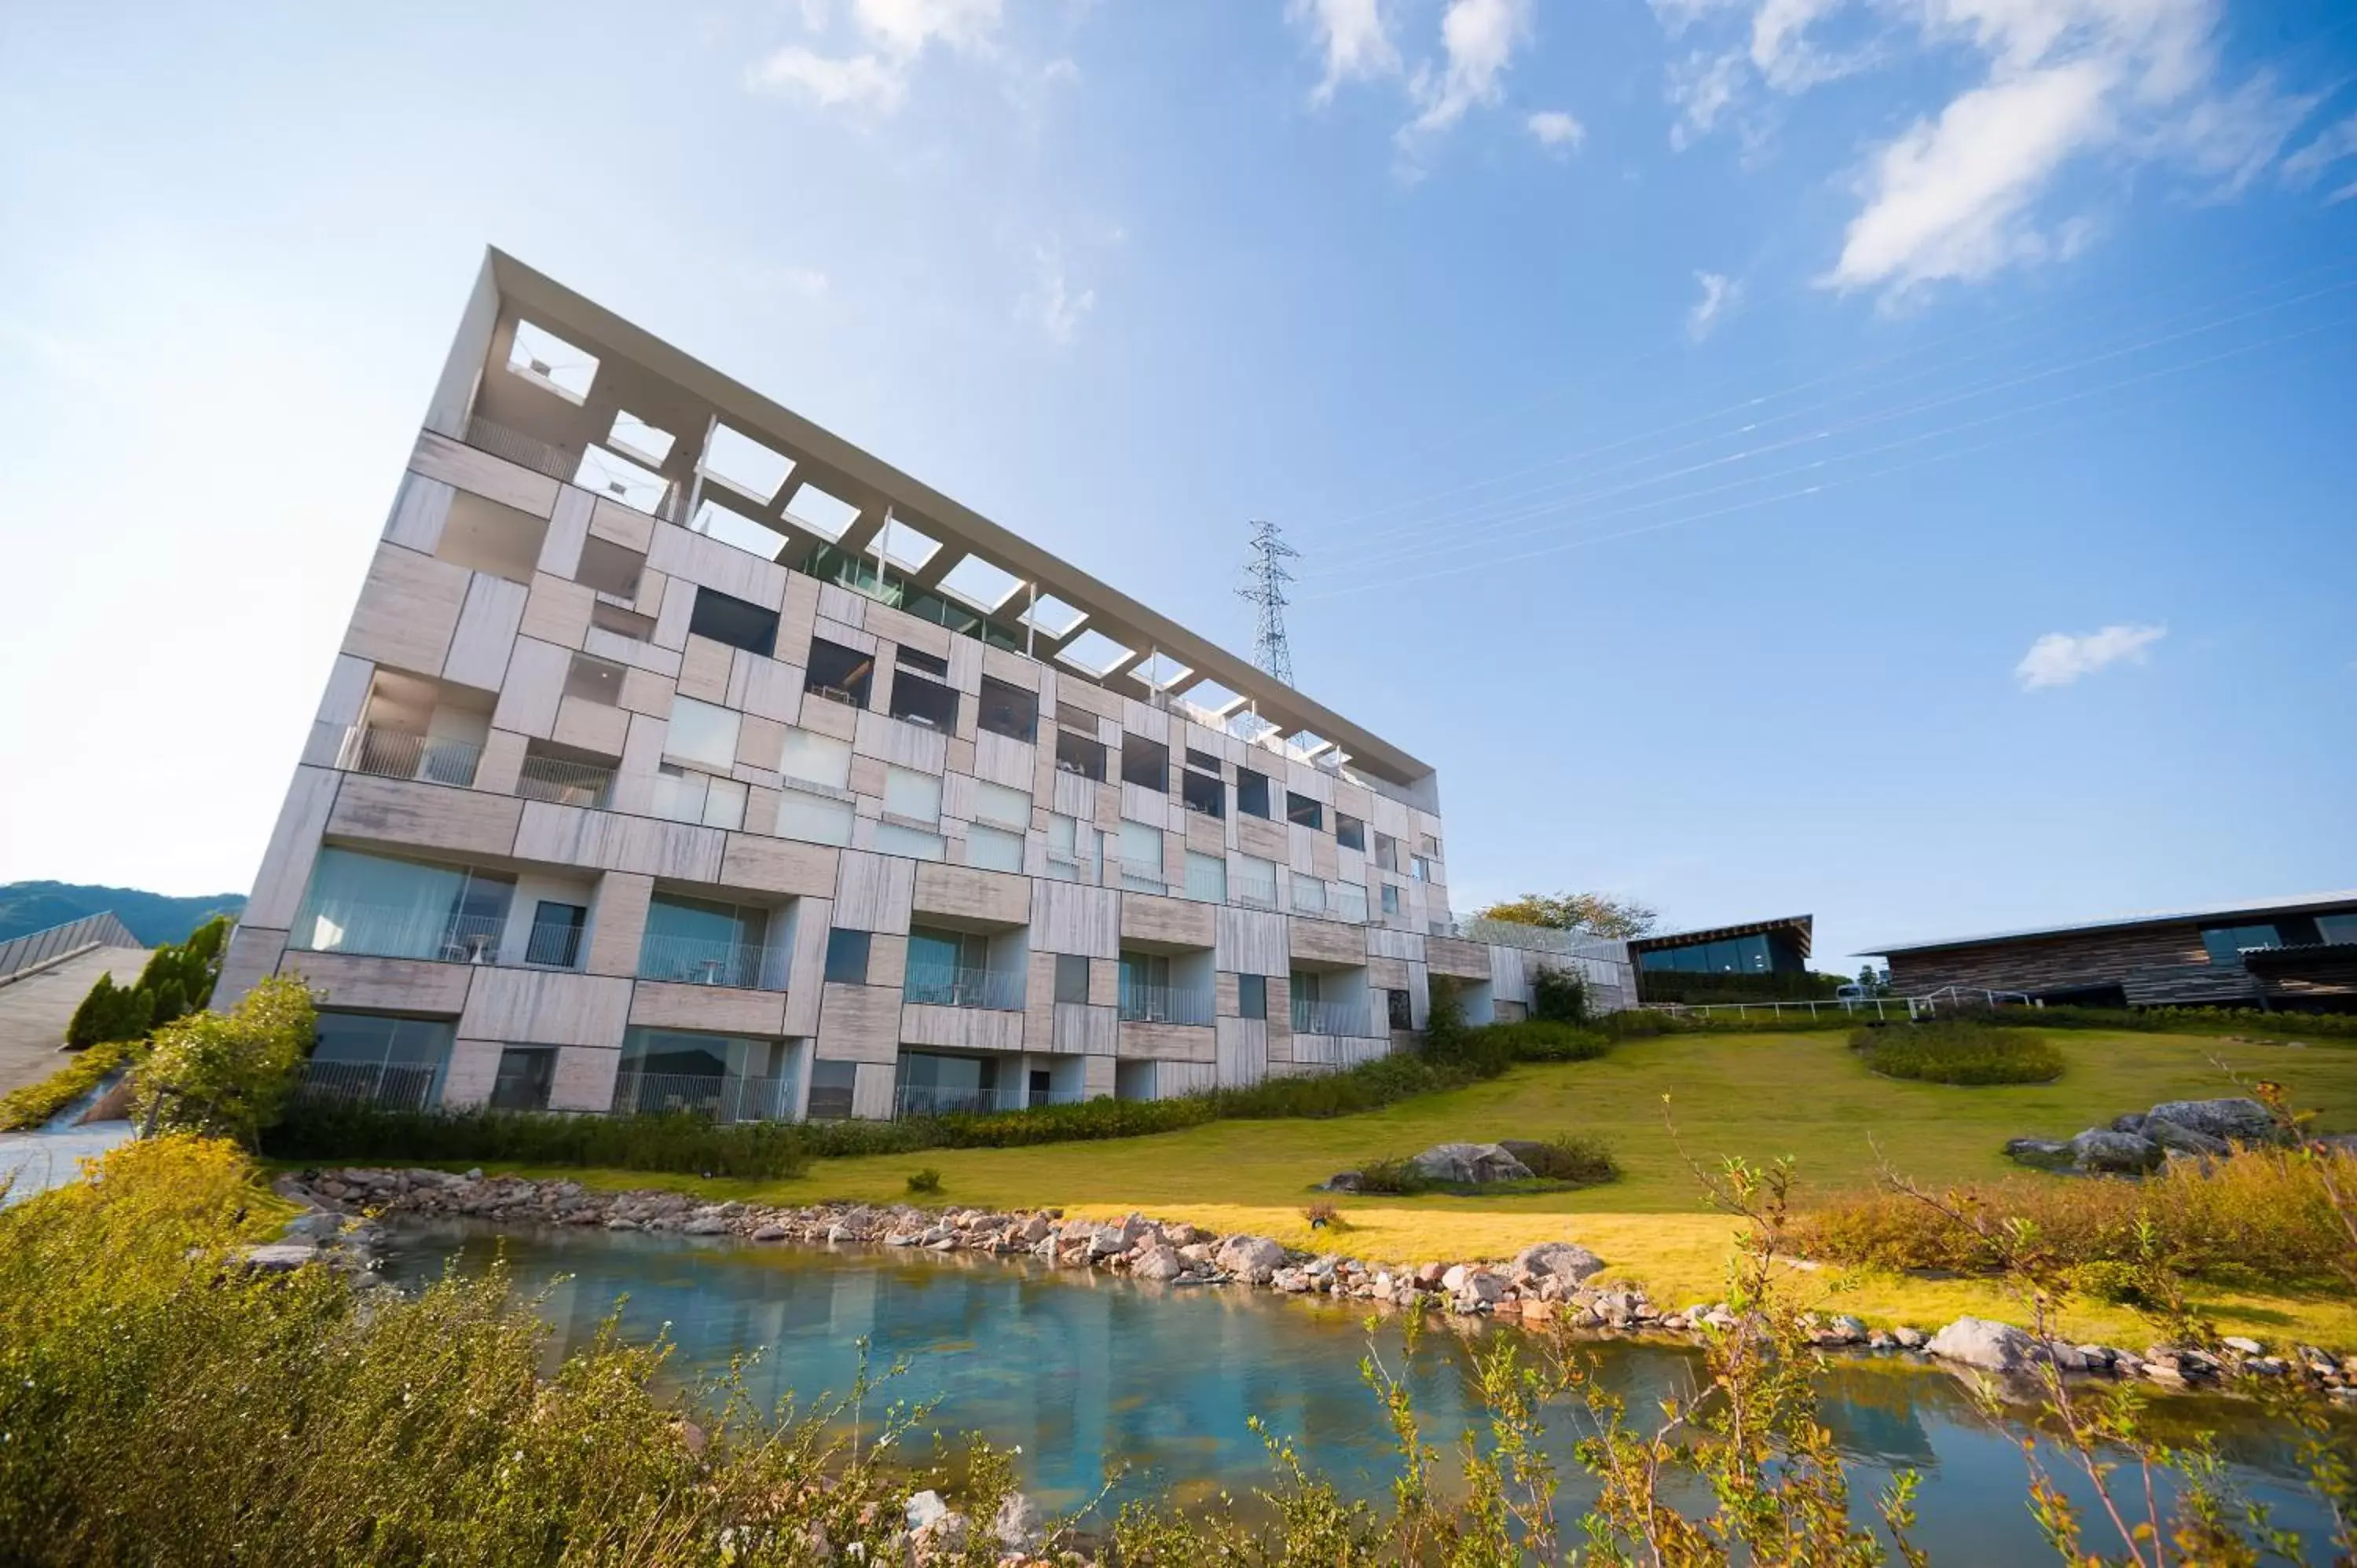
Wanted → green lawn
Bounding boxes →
[437,1028,2357,1348]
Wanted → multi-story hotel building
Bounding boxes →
[218,250,1631,1120]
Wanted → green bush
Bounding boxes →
[263,1104,812,1180]
[1852,1021,2063,1085]
[137,976,316,1146]
[1985,1002,2357,1042]
[1351,1156,1430,1195]
[906,1167,944,1195]
[64,914,231,1050]
[1531,965,1589,1024]
[0,1036,144,1132]
[1636,970,1846,1006]
[1516,1133,1620,1186]
[65,972,150,1050]
[1482,1019,1612,1061]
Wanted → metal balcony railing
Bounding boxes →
[893,1083,1083,1119]
[338,726,482,788]
[1291,997,1373,1037]
[635,932,786,991]
[1117,981,1215,1027]
[288,903,505,965]
[291,1058,444,1112]
[517,754,615,809]
[610,1072,797,1123]
[523,917,584,969]
[904,964,1026,1011]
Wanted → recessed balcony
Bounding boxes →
[336,724,482,789]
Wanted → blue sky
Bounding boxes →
[2,0,2352,965]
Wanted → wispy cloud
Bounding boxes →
[1022,245,1095,346]
[1291,0,1401,104]
[1405,0,1533,137]
[1685,270,1740,339]
[747,46,907,112]
[745,0,1003,115]
[1526,108,1585,152]
[2014,623,2167,690]
[2283,110,2357,203]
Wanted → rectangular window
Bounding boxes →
[1381,883,1402,916]
[1054,727,1106,781]
[640,894,772,988]
[1387,988,1413,1030]
[1054,952,1091,1005]
[1374,832,1400,873]
[653,764,746,830]
[665,696,740,771]
[1181,769,1224,818]
[888,669,959,732]
[775,792,855,845]
[1419,833,1440,857]
[977,676,1037,742]
[1410,855,1432,882]
[488,1046,555,1112]
[2201,923,2285,965]
[896,645,949,678]
[688,588,779,657]
[1335,813,1365,852]
[291,848,512,965]
[1185,747,1222,773]
[1292,877,1327,915]
[1285,791,1323,830]
[1237,768,1271,819]
[824,927,871,984]
[779,727,852,789]
[1237,973,1266,1020]
[1120,735,1168,792]
[1184,850,1226,903]
[965,823,1025,872]
[805,639,874,707]
[1235,854,1278,909]
[806,1058,857,1119]
[525,901,586,968]
[308,1011,456,1109]
[1118,819,1164,890]
[874,822,947,860]
[575,536,646,599]
[884,765,943,822]
[973,780,1031,830]
[565,651,625,705]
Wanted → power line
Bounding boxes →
[1237,520,1300,688]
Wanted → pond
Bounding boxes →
[382,1219,2347,1564]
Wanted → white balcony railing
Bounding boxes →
[635,932,786,991]
[1117,981,1215,1028]
[904,964,1026,1011]
[337,725,482,789]
[610,1072,797,1122]
[1291,997,1372,1037]
[291,1058,445,1112]
[893,1083,1083,1119]
[517,753,615,809]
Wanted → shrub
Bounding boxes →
[1301,1200,1343,1229]
[1790,1145,2357,1288]
[262,1104,812,1180]
[1483,1019,1612,1062]
[906,1166,944,1195]
[1516,1133,1619,1186]
[1531,965,1589,1024]
[1852,1020,2064,1085]
[1352,1156,1431,1195]
[64,914,232,1050]
[136,975,316,1146]
[0,1036,145,1133]
[65,972,150,1050]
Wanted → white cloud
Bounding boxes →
[746,0,1003,115]
[1526,108,1585,151]
[1686,270,1741,339]
[1023,246,1095,346]
[746,46,907,112]
[1292,0,1401,103]
[1406,0,1533,137]
[2283,110,2357,194]
[2014,623,2167,690]
[1659,0,2319,297]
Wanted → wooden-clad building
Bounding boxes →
[1868,892,2357,1012]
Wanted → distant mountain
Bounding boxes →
[0,882,246,948]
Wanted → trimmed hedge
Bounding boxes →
[1852,1021,2064,1085]
[263,1105,812,1180]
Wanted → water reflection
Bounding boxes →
[382,1220,2345,1564]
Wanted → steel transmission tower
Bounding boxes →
[1237,519,1299,687]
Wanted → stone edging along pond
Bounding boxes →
[271,1167,2357,1405]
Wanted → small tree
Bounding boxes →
[135,975,316,1148]
[1475,892,1659,940]
[66,973,152,1050]
[1532,965,1589,1024]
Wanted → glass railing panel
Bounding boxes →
[633,932,786,990]
[288,902,504,964]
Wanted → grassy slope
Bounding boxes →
[437,1028,2357,1347]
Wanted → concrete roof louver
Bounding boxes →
[438,249,1435,799]
[1859,890,2357,958]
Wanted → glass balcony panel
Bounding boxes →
[633,932,786,990]
[902,964,1026,1010]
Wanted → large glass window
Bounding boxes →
[665,697,740,771]
[1237,768,1272,819]
[1054,953,1091,1005]
[775,793,855,845]
[524,900,586,968]
[824,928,871,984]
[2319,913,2357,945]
[291,848,513,963]
[1285,791,1323,830]
[907,926,989,1006]
[1118,820,1164,890]
[1184,851,1226,903]
[1235,854,1278,909]
[2201,923,2285,965]
[1374,833,1400,873]
[1121,735,1168,792]
[575,536,645,599]
[653,764,746,830]
[779,727,852,789]
[805,639,874,707]
[489,1047,555,1111]
[806,1059,857,1119]
[966,823,1025,872]
[1237,973,1267,1020]
[688,588,779,657]
[1182,769,1224,819]
[639,895,776,988]
[1054,727,1106,781]
[977,676,1037,742]
[973,780,1031,830]
[615,1027,794,1119]
[1335,813,1365,852]
[888,669,959,732]
[884,766,943,822]
[874,822,947,860]
[304,1011,454,1109]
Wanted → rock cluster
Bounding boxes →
[2005,1097,2291,1174]
[1321,1139,1540,1191]
[279,1167,2356,1402]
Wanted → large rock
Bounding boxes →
[2145,1098,2277,1144]
[2004,1137,2073,1171]
[2069,1129,2161,1174]
[992,1492,1046,1553]
[1926,1317,2040,1372]
[1131,1244,1184,1281]
[1512,1240,1606,1284]
[1409,1142,1535,1185]
[2143,1117,2229,1157]
[1215,1235,1285,1280]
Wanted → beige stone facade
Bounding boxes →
[222,251,1633,1120]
